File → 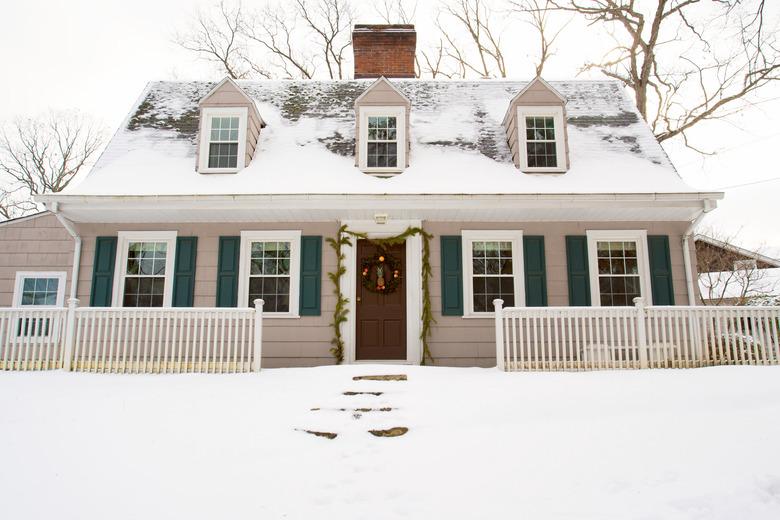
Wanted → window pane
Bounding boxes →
[208,143,238,168]
[596,240,642,306]
[247,241,292,312]
[20,277,60,307]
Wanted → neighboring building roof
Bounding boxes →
[695,234,780,269]
[63,79,717,197]
[0,211,51,227]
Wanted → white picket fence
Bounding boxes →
[494,298,780,371]
[0,308,69,370]
[0,299,264,373]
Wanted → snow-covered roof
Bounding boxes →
[68,79,710,196]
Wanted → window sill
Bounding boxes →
[522,168,567,174]
[360,168,404,176]
[262,314,301,319]
[199,168,241,174]
[461,313,496,319]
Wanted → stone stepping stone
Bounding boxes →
[296,428,337,440]
[369,427,409,438]
[352,374,407,381]
[309,407,393,412]
[343,391,383,396]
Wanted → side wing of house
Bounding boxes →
[0,212,74,307]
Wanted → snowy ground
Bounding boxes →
[2,365,780,519]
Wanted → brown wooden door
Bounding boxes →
[355,240,407,360]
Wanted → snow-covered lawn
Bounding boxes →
[2,365,780,519]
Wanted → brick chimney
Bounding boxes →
[352,24,416,79]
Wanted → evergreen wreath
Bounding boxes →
[361,252,402,294]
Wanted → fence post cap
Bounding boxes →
[492,298,504,310]
[633,297,645,307]
[67,298,80,307]
[253,298,265,309]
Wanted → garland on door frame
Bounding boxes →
[326,224,434,365]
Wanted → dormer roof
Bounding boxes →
[354,76,411,106]
[199,77,265,128]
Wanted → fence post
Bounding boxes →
[62,298,79,371]
[251,299,264,372]
[493,299,505,371]
[633,297,649,369]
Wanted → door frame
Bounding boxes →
[341,219,423,365]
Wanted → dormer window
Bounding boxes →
[198,107,248,173]
[208,116,240,168]
[367,116,398,168]
[517,106,566,173]
[358,106,406,175]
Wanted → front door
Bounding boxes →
[355,239,407,360]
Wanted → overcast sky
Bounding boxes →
[2,0,779,253]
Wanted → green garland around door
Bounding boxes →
[326,224,434,365]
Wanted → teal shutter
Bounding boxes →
[440,236,463,316]
[216,236,240,307]
[89,236,117,307]
[299,236,322,316]
[648,235,675,305]
[523,236,548,306]
[172,237,198,307]
[566,236,591,306]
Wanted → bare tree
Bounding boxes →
[242,4,317,79]
[294,0,355,79]
[438,0,509,78]
[375,0,417,24]
[0,186,36,220]
[0,113,103,220]
[540,0,779,148]
[697,231,778,305]
[174,1,255,79]
[512,0,570,76]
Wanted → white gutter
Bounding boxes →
[682,200,715,306]
[50,202,82,301]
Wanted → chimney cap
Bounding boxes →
[353,24,415,32]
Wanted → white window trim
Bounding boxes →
[461,230,525,318]
[358,106,406,175]
[238,230,301,318]
[13,271,67,308]
[586,230,653,307]
[198,106,248,174]
[112,231,178,308]
[517,105,567,173]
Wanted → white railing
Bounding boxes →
[0,307,69,370]
[1,299,265,373]
[494,298,780,371]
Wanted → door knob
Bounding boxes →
[357,296,362,302]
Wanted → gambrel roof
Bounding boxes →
[64,79,713,196]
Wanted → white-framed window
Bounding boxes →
[113,231,177,308]
[13,272,67,308]
[587,230,652,307]
[198,107,248,173]
[516,106,567,173]
[12,271,67,339]
[462,230,525,316]
[238,231,301,316]
[358,106,406,174]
